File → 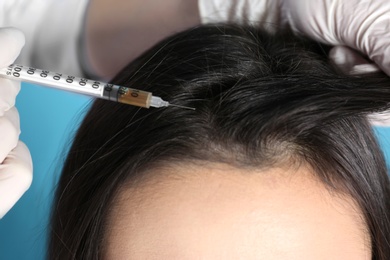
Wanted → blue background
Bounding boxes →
[0,83,90,259]
[0,83,390,259]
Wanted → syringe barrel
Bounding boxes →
[0,64,154,108]
[0,64,103,97]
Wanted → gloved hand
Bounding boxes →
[200,0,390,76]
[201,0,390,124]
[281,0,390,126]
[281,0,390,75]
[0,28,33,219]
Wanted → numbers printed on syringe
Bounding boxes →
[6,64,22,78]
[6,64,102,91]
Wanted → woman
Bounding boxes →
[50,25,390,259]
[3,0,390,221]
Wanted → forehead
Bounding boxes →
[104,163,371,259]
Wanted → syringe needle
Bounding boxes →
[168,104,196,110]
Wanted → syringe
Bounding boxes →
[0,64,194,110]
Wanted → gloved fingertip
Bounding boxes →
[329,46,371,66]
[349,64,381,75]
[0,27,26,68]
[329,46,383,75]
[329,46,350,65]
[0,27,26,46]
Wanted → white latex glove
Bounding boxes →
[200,0,390,75]
[281,0,390,76]
[0,28,33,219]
[199,0,390,125]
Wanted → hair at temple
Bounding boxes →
[49,24,390,259]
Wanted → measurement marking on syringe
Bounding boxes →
[6,65,103,94]
[0,64,183,109]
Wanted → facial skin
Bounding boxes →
[104,162,371,259]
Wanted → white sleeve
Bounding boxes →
[198,0,281,32]
[0,0,89,77]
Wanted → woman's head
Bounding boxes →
[50,25,390,259]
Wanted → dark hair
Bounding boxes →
[49,24,390,259]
